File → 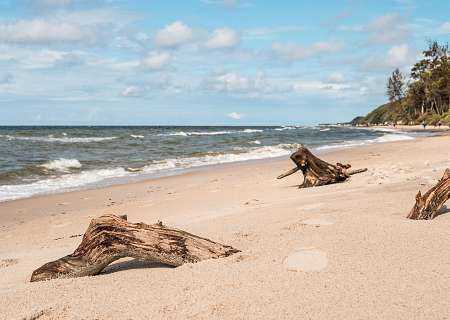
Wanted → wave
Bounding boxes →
[159,131,231,137]
[316,132,414,151]
[159,129,264,137]
[0,167,129,202]
[39,158,82,172]
[130,134,145,139]
[373,133,414,142]
[0,135,117,143]
[0,144,300,202]
[140,144,299,174]
[274,126,297,131]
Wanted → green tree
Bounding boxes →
[386,68,405,102]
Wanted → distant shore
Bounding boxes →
[2,133,450,319]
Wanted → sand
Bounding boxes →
[1,133,450,319]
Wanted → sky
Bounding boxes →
[0,0,449,125]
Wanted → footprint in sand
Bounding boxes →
[0,258,19,269]
[52,222,72,228]
[301,217,335,227]
[284,249,328,272]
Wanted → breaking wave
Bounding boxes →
[39,159,82,172]
[0,135,117,143]
[0,144,300,202]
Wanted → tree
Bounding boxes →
[386,77,395,103]
[386,68,405,102]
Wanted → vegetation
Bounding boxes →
[352,41,450,126]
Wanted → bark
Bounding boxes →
[277,145,367,188]
[407,168,450,220]
[31,214,239,282]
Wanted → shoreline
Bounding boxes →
[0,126,441,204]
[0,132,442,222]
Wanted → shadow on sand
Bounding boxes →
[101,258,175,275]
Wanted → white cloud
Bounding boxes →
[243,25,304,39]
[272,41,343,61]
[140,51,171,70]
[0,73,13,85]
[205,27,240,49]
[439,22,450,34]
[0,9,131,46]
[386,44,410,66]
[207,72,251,91]
[154,21,193,48]
[121,86,144,97]
[0,19,96,45]
[327,72,345,83]
[367,13,409,44]
[228,112,244,119]
[9,49,85,69]
[292,80,351,93]
[363,44,415,71]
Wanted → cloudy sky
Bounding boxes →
[0,0,449,125]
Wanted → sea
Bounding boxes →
[0,125,427,202]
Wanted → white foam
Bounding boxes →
[141,144,300,174]
[316,141,367,151]
[274,126,296,131]
[160,129,264,137]
[130,134,145,139]
[251,140,261,145]
[0,167,129,202]
[373,133,414,142]
[0,144,301,202]
[1,135,117,143]
[316,132,414,151]
[40,158,82,172]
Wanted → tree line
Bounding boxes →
[385,41,449,125]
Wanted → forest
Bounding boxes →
[352,41,450,126]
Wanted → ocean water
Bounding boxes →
[0,125,423,202]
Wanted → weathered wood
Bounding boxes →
[407,168,450,220]
[277,145,367,188]
[31,214,239,282]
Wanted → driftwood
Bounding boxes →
[277,145,367,188]
[407,168,450,220]
[31,214,239,282]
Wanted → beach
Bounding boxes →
[1,133,450,319]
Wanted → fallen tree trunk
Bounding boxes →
[277,145,367,188]
[31,214,239,282]
[407,168,450,220]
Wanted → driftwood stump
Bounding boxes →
[277,146,367,188]
[407,168,450,220]
[31,214,239,282]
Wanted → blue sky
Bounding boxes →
[0,0,449,125]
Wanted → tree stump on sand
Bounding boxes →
[31,214,239,282]
[407,168,450,220]
[277,145,367,188]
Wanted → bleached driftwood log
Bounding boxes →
[31,214,239,282]
[407,168,450,220]
[277,146,367,188]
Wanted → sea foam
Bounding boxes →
[40,159,82,172]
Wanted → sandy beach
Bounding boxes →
[1,133,450,319]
